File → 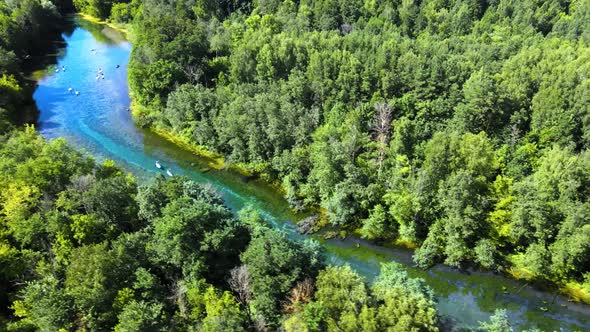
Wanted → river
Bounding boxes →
[31,16,590,331]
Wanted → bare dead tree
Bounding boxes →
[252,314,268,332]
[70,174,96,194]
[229,265,266,330]
[183,65,204,84]
[229,265,252,306]
[169,279,188,318]
[373,101,393,174]
[510,123,521,146]
[282,278,314,314]
[341,23,353,35]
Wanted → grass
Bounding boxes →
[150,128,225,171]
[506,254,590,304]
[78,13,131,39]
[561,282,590,304]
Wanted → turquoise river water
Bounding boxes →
[31,16,590,331]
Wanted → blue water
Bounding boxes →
[33,17,590,331]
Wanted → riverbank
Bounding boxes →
[133,109,590,305]
[506,255,590,304]
[135,108,590,309]
[79,13,131,39]
[114,4,590,305]
[130,100,286,183]
[31,17,590,330]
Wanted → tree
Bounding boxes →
[149,195,241,275]
[240,230,324,327]
[372,101,393,174]
[479,309,513,332]
[201,286,246,332]
[314,265,369,329]
[360,204,396,241]
[453,68,507,134]
[65,243,132,329]
[114,300,168,332]
[11,275,75,331]
[110,2,133,23]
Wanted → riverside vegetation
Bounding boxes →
[0,126,441,331]
[1,1,487,331]
[0,0,588,331]
[74,0,590,301]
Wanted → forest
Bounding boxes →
[1,1,480,331]
[70,0,590,298]
[0,126,446,331]
[0,0,589,330]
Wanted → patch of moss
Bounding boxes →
[561,282,590,304]
[78,13,130,39]
[150,128,225,170]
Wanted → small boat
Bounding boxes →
[539,307,548,312]
[75,90,79,96]
[166,169,173,177]
[101,75,105,80]
[62,66,66,71]
[155,160,161,169]
[55,69,59,73]
[116,64,120,68]
[68,87,72,93]
[96,76,100,80]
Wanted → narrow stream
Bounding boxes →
[32,16,590,331]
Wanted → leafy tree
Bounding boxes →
[240,230,324,327]
[314,265,371,331]
[114,300,168,332]
[11,276,75,331]
[479,309,513,332]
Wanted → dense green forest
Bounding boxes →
[0,127,449,331]
[0,2,466,331]
[0,0,589,330]
[74,0,590,297]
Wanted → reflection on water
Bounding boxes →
[33,15,590,331]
